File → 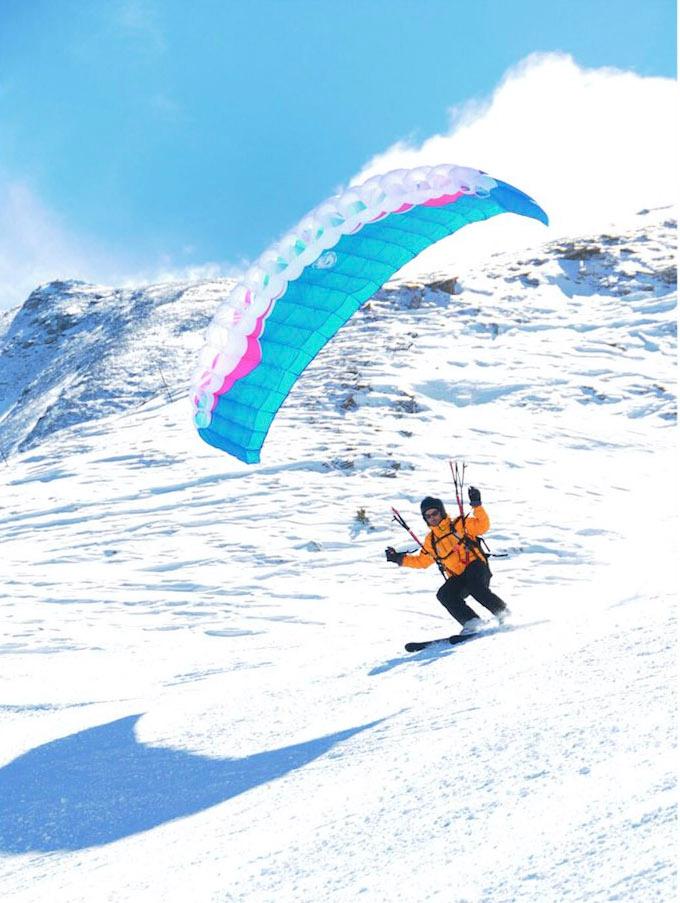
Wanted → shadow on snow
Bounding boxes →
[370,620,551,676]
[0,713,378,853]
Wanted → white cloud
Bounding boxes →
[0,176,240,312]
[0,179,104,310]
[2,53,675,311]
[351,53,678,276]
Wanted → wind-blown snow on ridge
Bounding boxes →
[0,209,676,902]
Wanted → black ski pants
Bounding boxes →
[436,559,507,626]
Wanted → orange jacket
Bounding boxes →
[401,506,490,577]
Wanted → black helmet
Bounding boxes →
[420,496,445,521]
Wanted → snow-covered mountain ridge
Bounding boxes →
[0,278,229,454]
[0,209,675,458]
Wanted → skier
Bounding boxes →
[385,487,509,632]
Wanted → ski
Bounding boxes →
[405,626,503,653]
[405,633,475,652]
[405,637,453,652]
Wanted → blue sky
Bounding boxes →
[0,0,676,308]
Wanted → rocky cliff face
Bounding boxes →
[0,278,232,454]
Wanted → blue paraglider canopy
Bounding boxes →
[191,164,548,463]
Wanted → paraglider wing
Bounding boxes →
[191,164,548,462]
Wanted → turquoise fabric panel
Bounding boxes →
[199,187,547,461]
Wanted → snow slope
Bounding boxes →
[0,209,677,902]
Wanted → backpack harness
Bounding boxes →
[429,514,493,578]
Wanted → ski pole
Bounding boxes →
[391,507,447,578]
[449,459,465,519]
[449,459,470,564]
[449,461,510,561]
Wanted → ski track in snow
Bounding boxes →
[0,212,677,902]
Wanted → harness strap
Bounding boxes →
[430,516,487,574]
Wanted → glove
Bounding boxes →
[468,486,482,507]
[385,547,405,565]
